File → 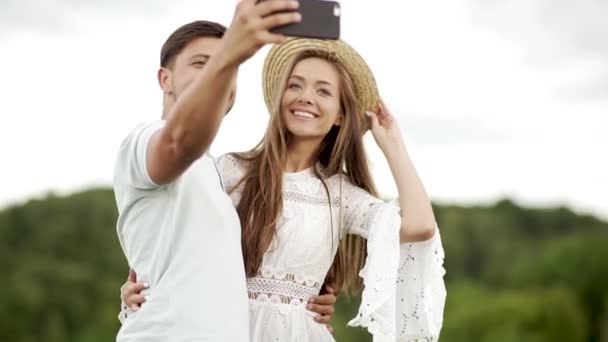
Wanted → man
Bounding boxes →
[113,1,335,341]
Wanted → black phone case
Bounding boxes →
[270,0,341,40]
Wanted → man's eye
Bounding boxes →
[193,60,207,67]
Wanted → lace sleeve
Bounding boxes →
[117,298,135,324]
[342,182,392,239]
[346,202,402,341]
[343,186,447,341]
[395,228,446,341]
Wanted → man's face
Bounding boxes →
[161,36,237,114]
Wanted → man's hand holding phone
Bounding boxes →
[216,0,302,68]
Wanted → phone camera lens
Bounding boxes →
[333,4,341,17]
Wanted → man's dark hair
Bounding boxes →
[160,20,226,69]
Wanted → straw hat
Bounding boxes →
[262,38,379,134]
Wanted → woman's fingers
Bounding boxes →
[126,294,147,310]
[121,281,149,309]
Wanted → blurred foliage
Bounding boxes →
[0,191,606,341]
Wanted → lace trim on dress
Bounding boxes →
[283,191,341,207]
[247,269,322,306]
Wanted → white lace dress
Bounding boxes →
[216,154,446,342]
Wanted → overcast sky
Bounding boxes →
[1,0,606,219]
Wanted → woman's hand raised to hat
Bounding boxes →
[366,99,405,153]
[217,0,302,68]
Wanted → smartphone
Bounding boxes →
[261,0,341,40]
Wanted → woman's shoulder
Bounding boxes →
[326,172,373,197]
[217,152,242,168]
[217,152,256,168]
[216,153,251,190]
[328,172,392,211]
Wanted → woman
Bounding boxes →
[122,38,446,341]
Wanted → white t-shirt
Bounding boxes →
[113,120,249,341]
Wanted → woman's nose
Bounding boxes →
[296,87,315,105]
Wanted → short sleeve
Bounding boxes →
[114,120,165,190]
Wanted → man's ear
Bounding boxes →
[158,67,173,95]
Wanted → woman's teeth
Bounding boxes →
[293,111,316,119]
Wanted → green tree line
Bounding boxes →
[0,189,606,341]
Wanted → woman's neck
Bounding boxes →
[285,138,321,172]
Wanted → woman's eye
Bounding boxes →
[318,88,331,96]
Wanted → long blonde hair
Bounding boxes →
[230,50,378,294]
